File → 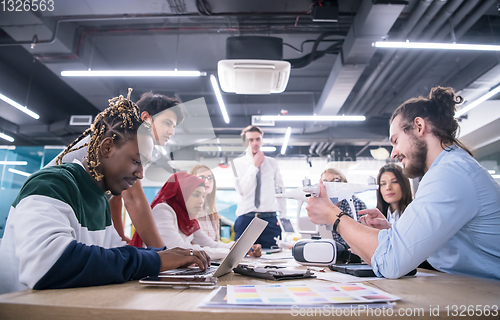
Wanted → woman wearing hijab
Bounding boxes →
[132,172,260,259]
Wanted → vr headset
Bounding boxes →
[292,238,361,266]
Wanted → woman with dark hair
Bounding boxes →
[376,164,412,227]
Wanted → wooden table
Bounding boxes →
[0,268,499,319]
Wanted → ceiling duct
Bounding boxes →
[315,1,406,115]
[218,36,291,94]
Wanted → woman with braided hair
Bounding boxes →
[46,91,184,248]
[0,90,209,294]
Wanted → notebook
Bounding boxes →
[139,217,268,287]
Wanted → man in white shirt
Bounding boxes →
[232,126,286,248]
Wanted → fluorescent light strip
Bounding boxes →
[261,115,365,122]
[0,93,40,120]
[373,41,500,51]
[0,160,27,165]
[195,146,276,153]
[8,168,31,177]
[0,145,16,150]
[455,84,500,118]
[0,132,15,142]
[196,146,245,152]
[261,146,277,152]
[492,175,500,179]
[488,170,496,175]
[210,75,230,124]
[61,70,206,77]
[281,127,292,155]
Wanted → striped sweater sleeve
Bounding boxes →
[12,168,161,290]
[34,240,161,290]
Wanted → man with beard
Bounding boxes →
[306,86,500,280]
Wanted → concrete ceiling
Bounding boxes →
[0,0,499,161]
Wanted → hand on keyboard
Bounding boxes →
[175,266,218,276]
[158,247,211,272]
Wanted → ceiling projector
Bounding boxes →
[217,36,291,94]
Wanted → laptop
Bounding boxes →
[139,217,268,287]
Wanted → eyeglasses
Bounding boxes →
[198,175,214,182]
[322,177,342,183]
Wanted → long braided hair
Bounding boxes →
[56,88,144,181]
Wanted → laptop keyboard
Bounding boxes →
[174,266,218,276]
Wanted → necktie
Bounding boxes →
[255,167,261,208]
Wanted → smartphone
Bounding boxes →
[329,264,376,277]
[329,264,417,278]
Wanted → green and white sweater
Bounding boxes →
[0,161,160,294]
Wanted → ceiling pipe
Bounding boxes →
[325,142,336,154]
[345,0,434,115]
[309,142,318,155]
[314,142,327,156]
[0,11,333,47]
[33,24,347,62]
[317,142,332,156]
[314,0,406,116]
[349,0,447,115]
[374,0,487,115]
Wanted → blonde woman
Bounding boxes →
[189,165,220,241]
[321,167,367,247]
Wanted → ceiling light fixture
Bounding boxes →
[373,41,500,52]
[0,133,15,142]
[260,115,365,122]
[454,84,500,118]
[8,168,31,177]
[261,146,277,153]
[195,145,276,153]
[61,70,206,77]
[281,127,292,155]
[370,147,390,160]
[0,92,40,120]
[210,75,230,124]
[0,160,27,165]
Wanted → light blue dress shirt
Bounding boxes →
[371,146,500,280]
